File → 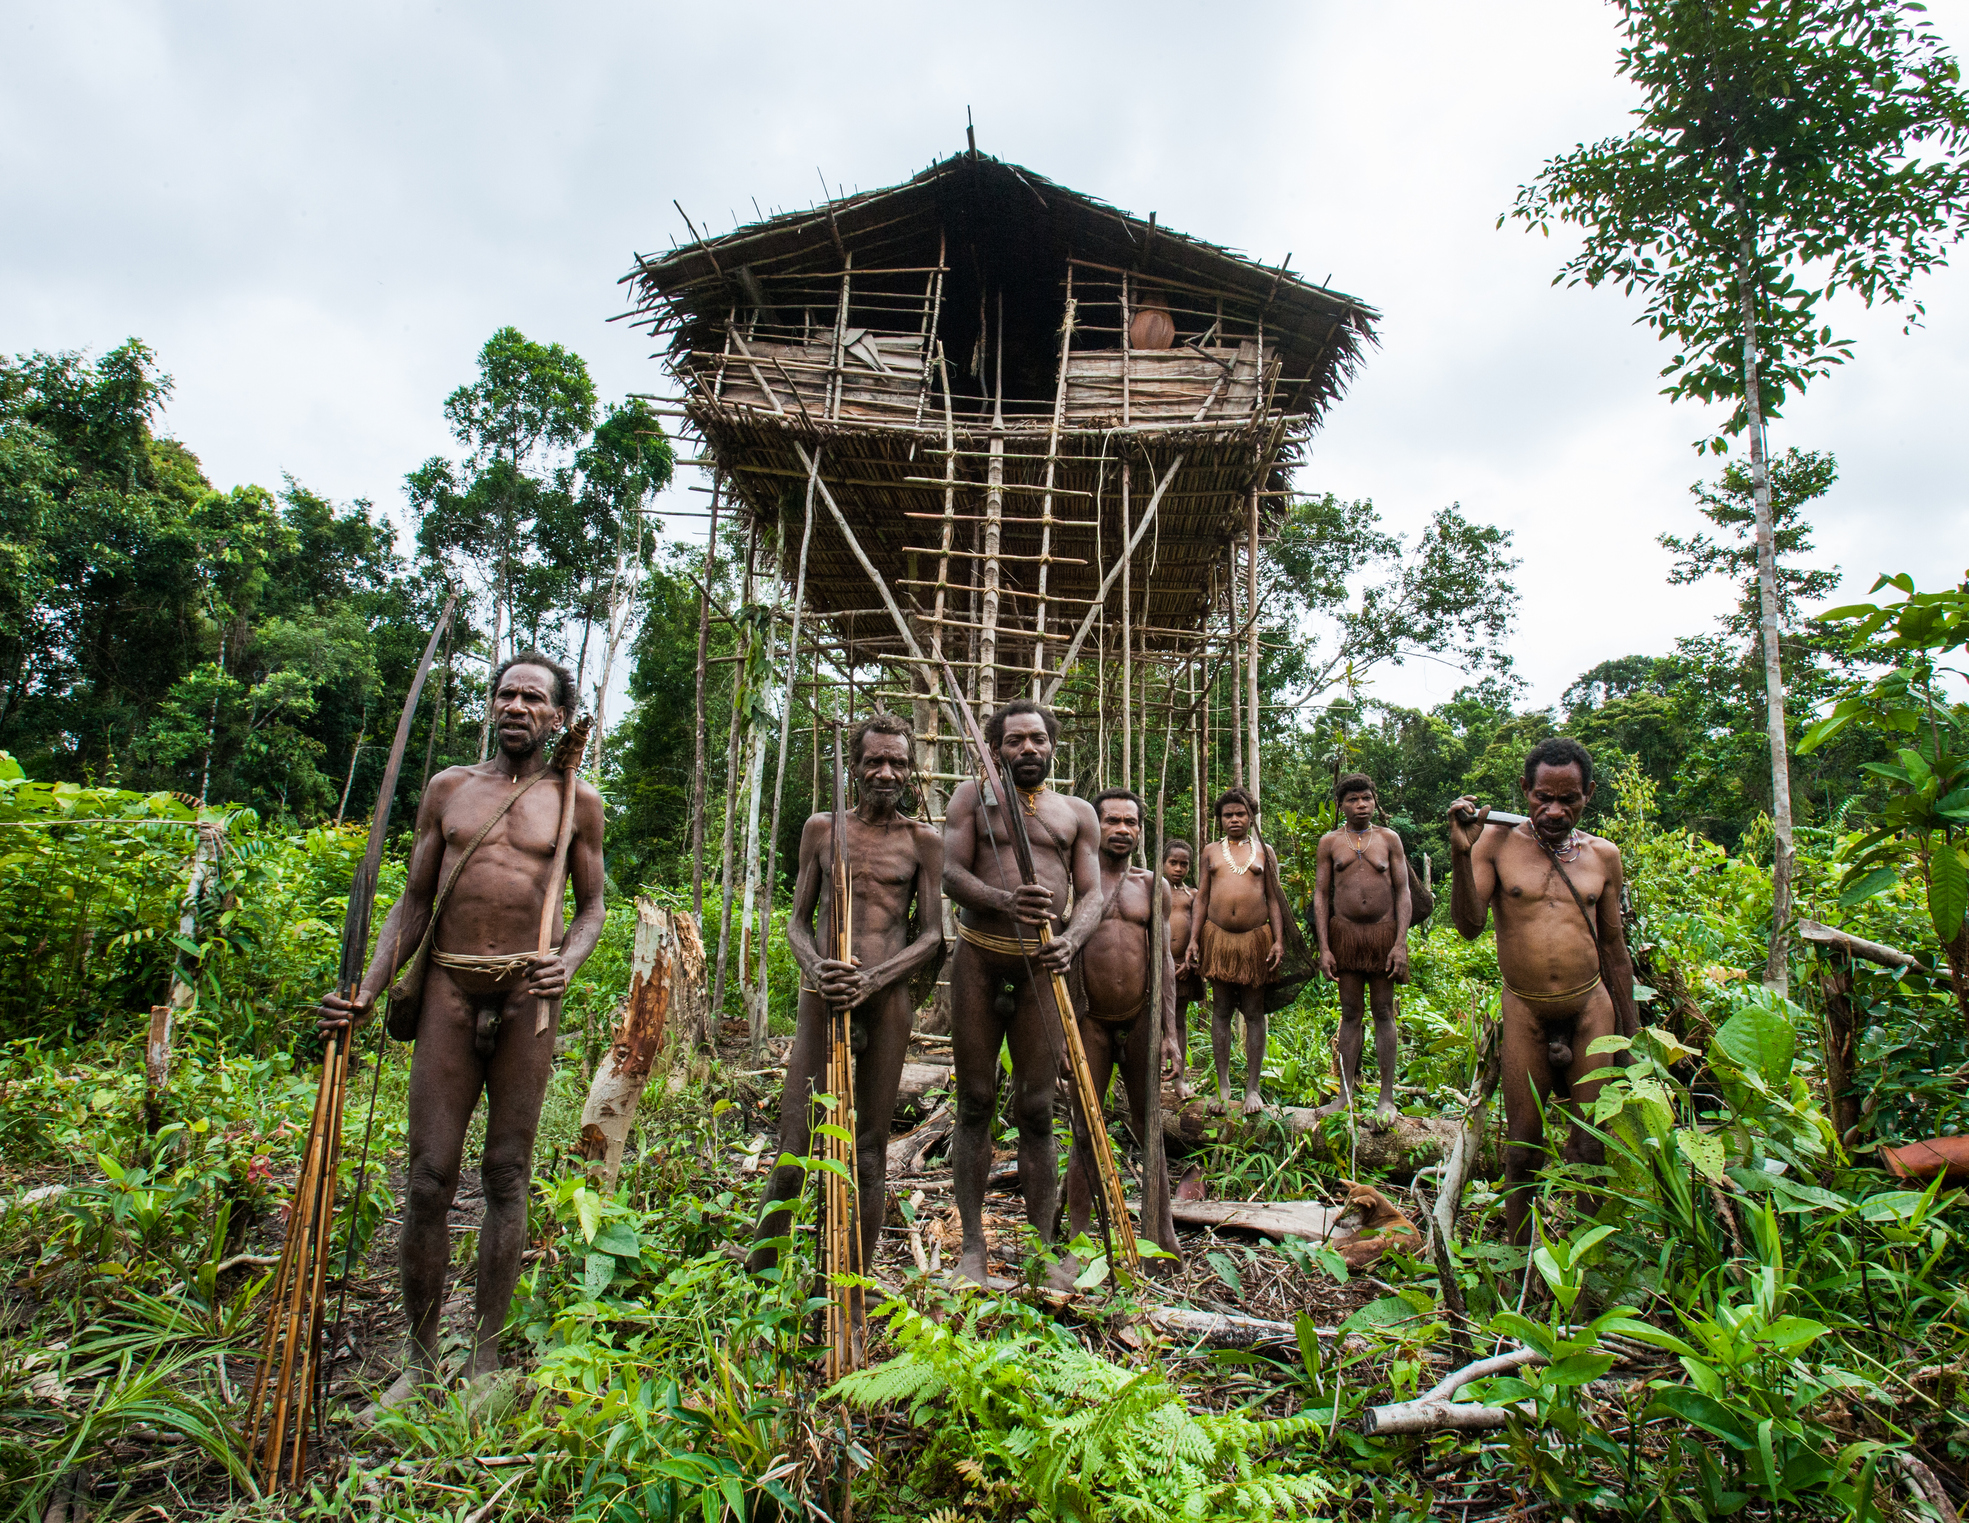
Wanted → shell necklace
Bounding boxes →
[1223,838,1258,876]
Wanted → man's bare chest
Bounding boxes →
[1496,844,1605,913]
[442,779,563,861]
[840,821,921,891]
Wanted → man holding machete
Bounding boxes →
[1448,736,1637,1244]
[318,651,606,1412]
[942,698,1104,1289]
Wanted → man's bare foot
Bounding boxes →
[1373,1099,1399,1127]
[1209,1093,1229,1116]
[1042,1253,1079,1293]
[952,1244,991,1287]
[1241,1092,1265,1118]
[462,1366,520,1422]
[1311,1093,1349,1119]
[1173,1077,1195,1103]
[353,1367,438,1426]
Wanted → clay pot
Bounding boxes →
[1129,294,1176,351]
[1880,1135,1969,1186]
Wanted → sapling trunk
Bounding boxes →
[1737,228,1795,995]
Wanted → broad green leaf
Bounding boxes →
[1545,1352,1616,1387]
[583,1251,616,1298]
[1643,1026,1702,1064]
[1072,1254,1110,1291]
[1713,1002,1795,1086]
[1338,1296,1424,1334]
[1836,866,1898,908]
[1599,1317,1698,1358]
[574,1188,603,1244]
[1929,844,1967,941]
[1856,1190,1928,1222]
[1760,1315,1828,1351]
[1676,1127,1727,1183]
[813,1123,855,1144]
[1648,1385,1754,1449]
[591,1222,641,1259]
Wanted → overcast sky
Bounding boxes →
[5,1,1965,713]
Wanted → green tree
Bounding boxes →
[410,326,597,755]
[1801,575,1969,1022]
[1508,0,1969,989]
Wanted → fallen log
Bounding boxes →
[894,1062,953,1121]
[1162,1198,1343,1244]
[1881,1136,1969,1188]
[888,1101,954,1175]
[1797,919,1923,971]
[1146,1304,1339,1351]
[1361,1347,1544,1434]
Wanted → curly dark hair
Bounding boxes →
[1522,736,1594,789]
[1161,838,1193,862]
[1090,788,1144,825]
[850,710,913,765]
[1335,772,1376,802]
[492,649,577,713]
[984,698,1059,749]
[1213,785,1259,822]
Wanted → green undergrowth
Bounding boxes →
[6,756,1969,1519]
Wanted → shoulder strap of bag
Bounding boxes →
[1541,839,1601,945]
[392,768,551,980]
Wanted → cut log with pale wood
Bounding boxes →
[1147,1304,1337,1351]
[894,1061,953,1121]
[577,900,702,1188]
[1163,1199,1343,1243]
[1797,919,1923,971]
[888,1101,955,1175]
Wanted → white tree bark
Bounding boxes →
[738,619,773,1058]
[1738,230,1795,995]
[577,900,705,1189]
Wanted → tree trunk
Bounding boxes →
[1819,955,1863,1147]
[335,705,368,826]
[577,900,703,1188]
[738,621,773,1061]
[1738,231,1795,995]
[690,489,721,918]
[756,467,818,1064]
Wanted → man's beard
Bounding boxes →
[1007,754,1049,787]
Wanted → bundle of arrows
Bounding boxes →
[239,597,452,1487]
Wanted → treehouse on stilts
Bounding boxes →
[626,147,1376,1049]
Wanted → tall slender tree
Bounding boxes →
[1508,0,1969,990]
[408,327,595,755]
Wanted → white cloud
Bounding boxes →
[4,0,1963,711]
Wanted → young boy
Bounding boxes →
[1311,774,1412,1123]
[1161,839,1201,1102]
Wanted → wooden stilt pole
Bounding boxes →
[978,298,1004,710]
[1121,459,1132,795]
[755,451,821,1060]
[710,532,757,1030]
[1247,483,1262,808]
[1227,540,1244,792]
[690,477,722,918]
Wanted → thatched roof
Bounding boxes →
[620,153,1380,683]
[624,152,1378,426]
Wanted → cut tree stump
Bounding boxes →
[577,900,703,1187]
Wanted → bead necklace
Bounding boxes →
[1344,821,1373,859]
